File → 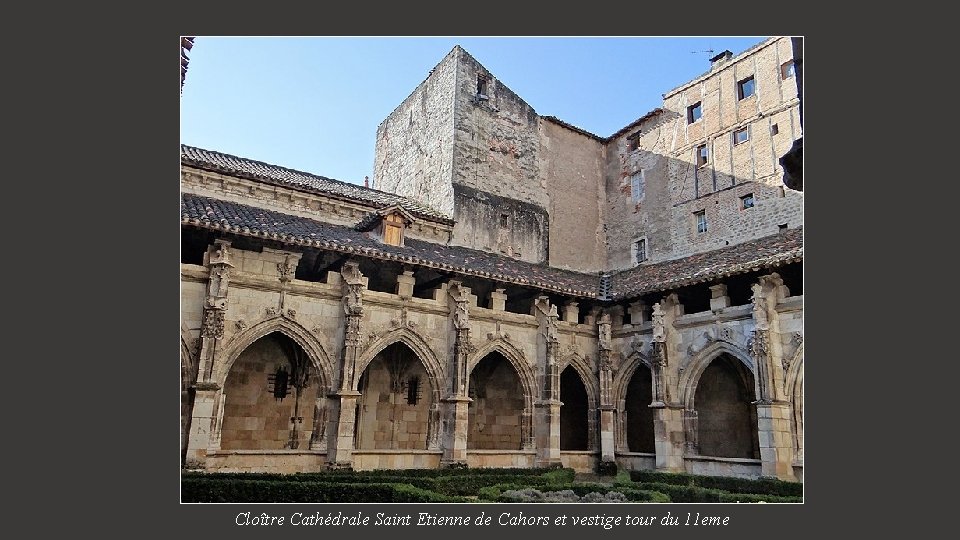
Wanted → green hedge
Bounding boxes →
[181,478,466,503]
[629,471,803,497]
[632,482,799,503]
[478,482,670,503]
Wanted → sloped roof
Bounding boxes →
[181,145,452,224]
[181,193,600,297]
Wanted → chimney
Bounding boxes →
[709,50,733,69]
[364,175,369,188]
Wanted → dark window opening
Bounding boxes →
[778,262,804,296]
[781,60,795,80]
[687,101,702,124]
[406,376,421,405]
[634,239,647,264]
[696,144,708,167]
[559,367,589,450]
[737,76,755,100]
[695,210,707,234]
[779,223,788,231]
[771,123,779,135]
[476,76,489,100]
[733,127,749,145]
[181,228,213,265]
[627,133,639,151]
[499,213,509,228]
[676,283,712,315]
[625,363,655,452]
[740,193,754,209]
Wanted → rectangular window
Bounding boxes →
[631,170,645,202]
[696,144,708,167]
[476,76,488,100]
[687,101,702,124]
[695,210,707,233]
[407,376,420,405]
[634,238,647,263]
[627,134,639,152]
[781,60,796,80]
[499,213,508,228]
[737,76,756,100]
[771,123,779,135]
[733,127,749,145]
[740,193,755,209]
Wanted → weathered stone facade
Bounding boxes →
[182,37,803,481]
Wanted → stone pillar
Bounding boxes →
[683,409,699,455]
[653,405,686,472]
[489,288,506,311]
[628,300,646,326]
[563,301,579,324]
[757,401,796,480]
[325,260,366,469]
[396,269,415,299]
[609,305,625,328]
[709,283,730,311]
[308,395,328,451]
[597,312,617,474]
[585,306,601,326]
[534,297,562,468]
[184,382,221,468]
[442,281,473,467]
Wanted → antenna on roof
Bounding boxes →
[691,49,715,55]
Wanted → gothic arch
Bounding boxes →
[613,350,654,408]
[679,340,755,411]
[355,326,444,400]
[785,343,804,394]
[559,353,599,411]
[467,339,536,406]
[216,316,334,392]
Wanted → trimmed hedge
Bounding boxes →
[629,470,803,497]
[631,482,800,503]
[181,478,466,503]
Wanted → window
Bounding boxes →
[406,376,420,405]
[631,170,645,202]
[696,144,708,167]
[383,213,404,246]
[627,134,639,152]
[771,123,779,135]
[740,193,755,209]
[733,127,749,145]
[737,76,755,100]
[476,75,489,101]
[695,210,707,233]
[499,213,509,227]
[781,60,795,80]
[687,101,702,124]
[778,223,788,232]
[634,239,647,263]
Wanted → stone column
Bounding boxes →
[563,301,579,324]
[308,394,328,451]
[184,382,221,468]
[750,274,796,480]
[325,261,366,469]
[534,297,562,468]
[396,269,415,299]
[628,300,646,326]
[185,240,233,468]
[441,281,473,467]
[651,300,685,471]
[709,283,730,311]
[597,313,617,474]
[489,288,506,311]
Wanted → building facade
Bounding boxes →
[181,36,803,481]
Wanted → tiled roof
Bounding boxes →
[180,145,453,224]
[181,194,600,297]
[181,194,802,301]
[608,227,803,300]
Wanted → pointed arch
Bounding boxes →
[216,316,334,392]
[356,326,444,398]
[559,353,598,411]
[785,342,804,394]
[786,343,804,459]
[467,339,536,405]
[613,350,654,409]
[679,340,755,411]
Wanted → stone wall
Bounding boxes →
[373,48,458,217]
[468,354,525,449]
[356,351,434,450]
[540,119,606,272]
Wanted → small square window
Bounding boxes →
[499,213,509,227]
[737,76,755,100]
[740,193,755,209]
[634,239,647,264]
[781,60,795,80]
[696,144,708,167]
[627,134,639,152]
[631,170,645,203]
[695,210,707,234]
[771,123,779,135]
[733,127,749,145]
[687,102,702,124]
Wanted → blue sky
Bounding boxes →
[180,36,768,185]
